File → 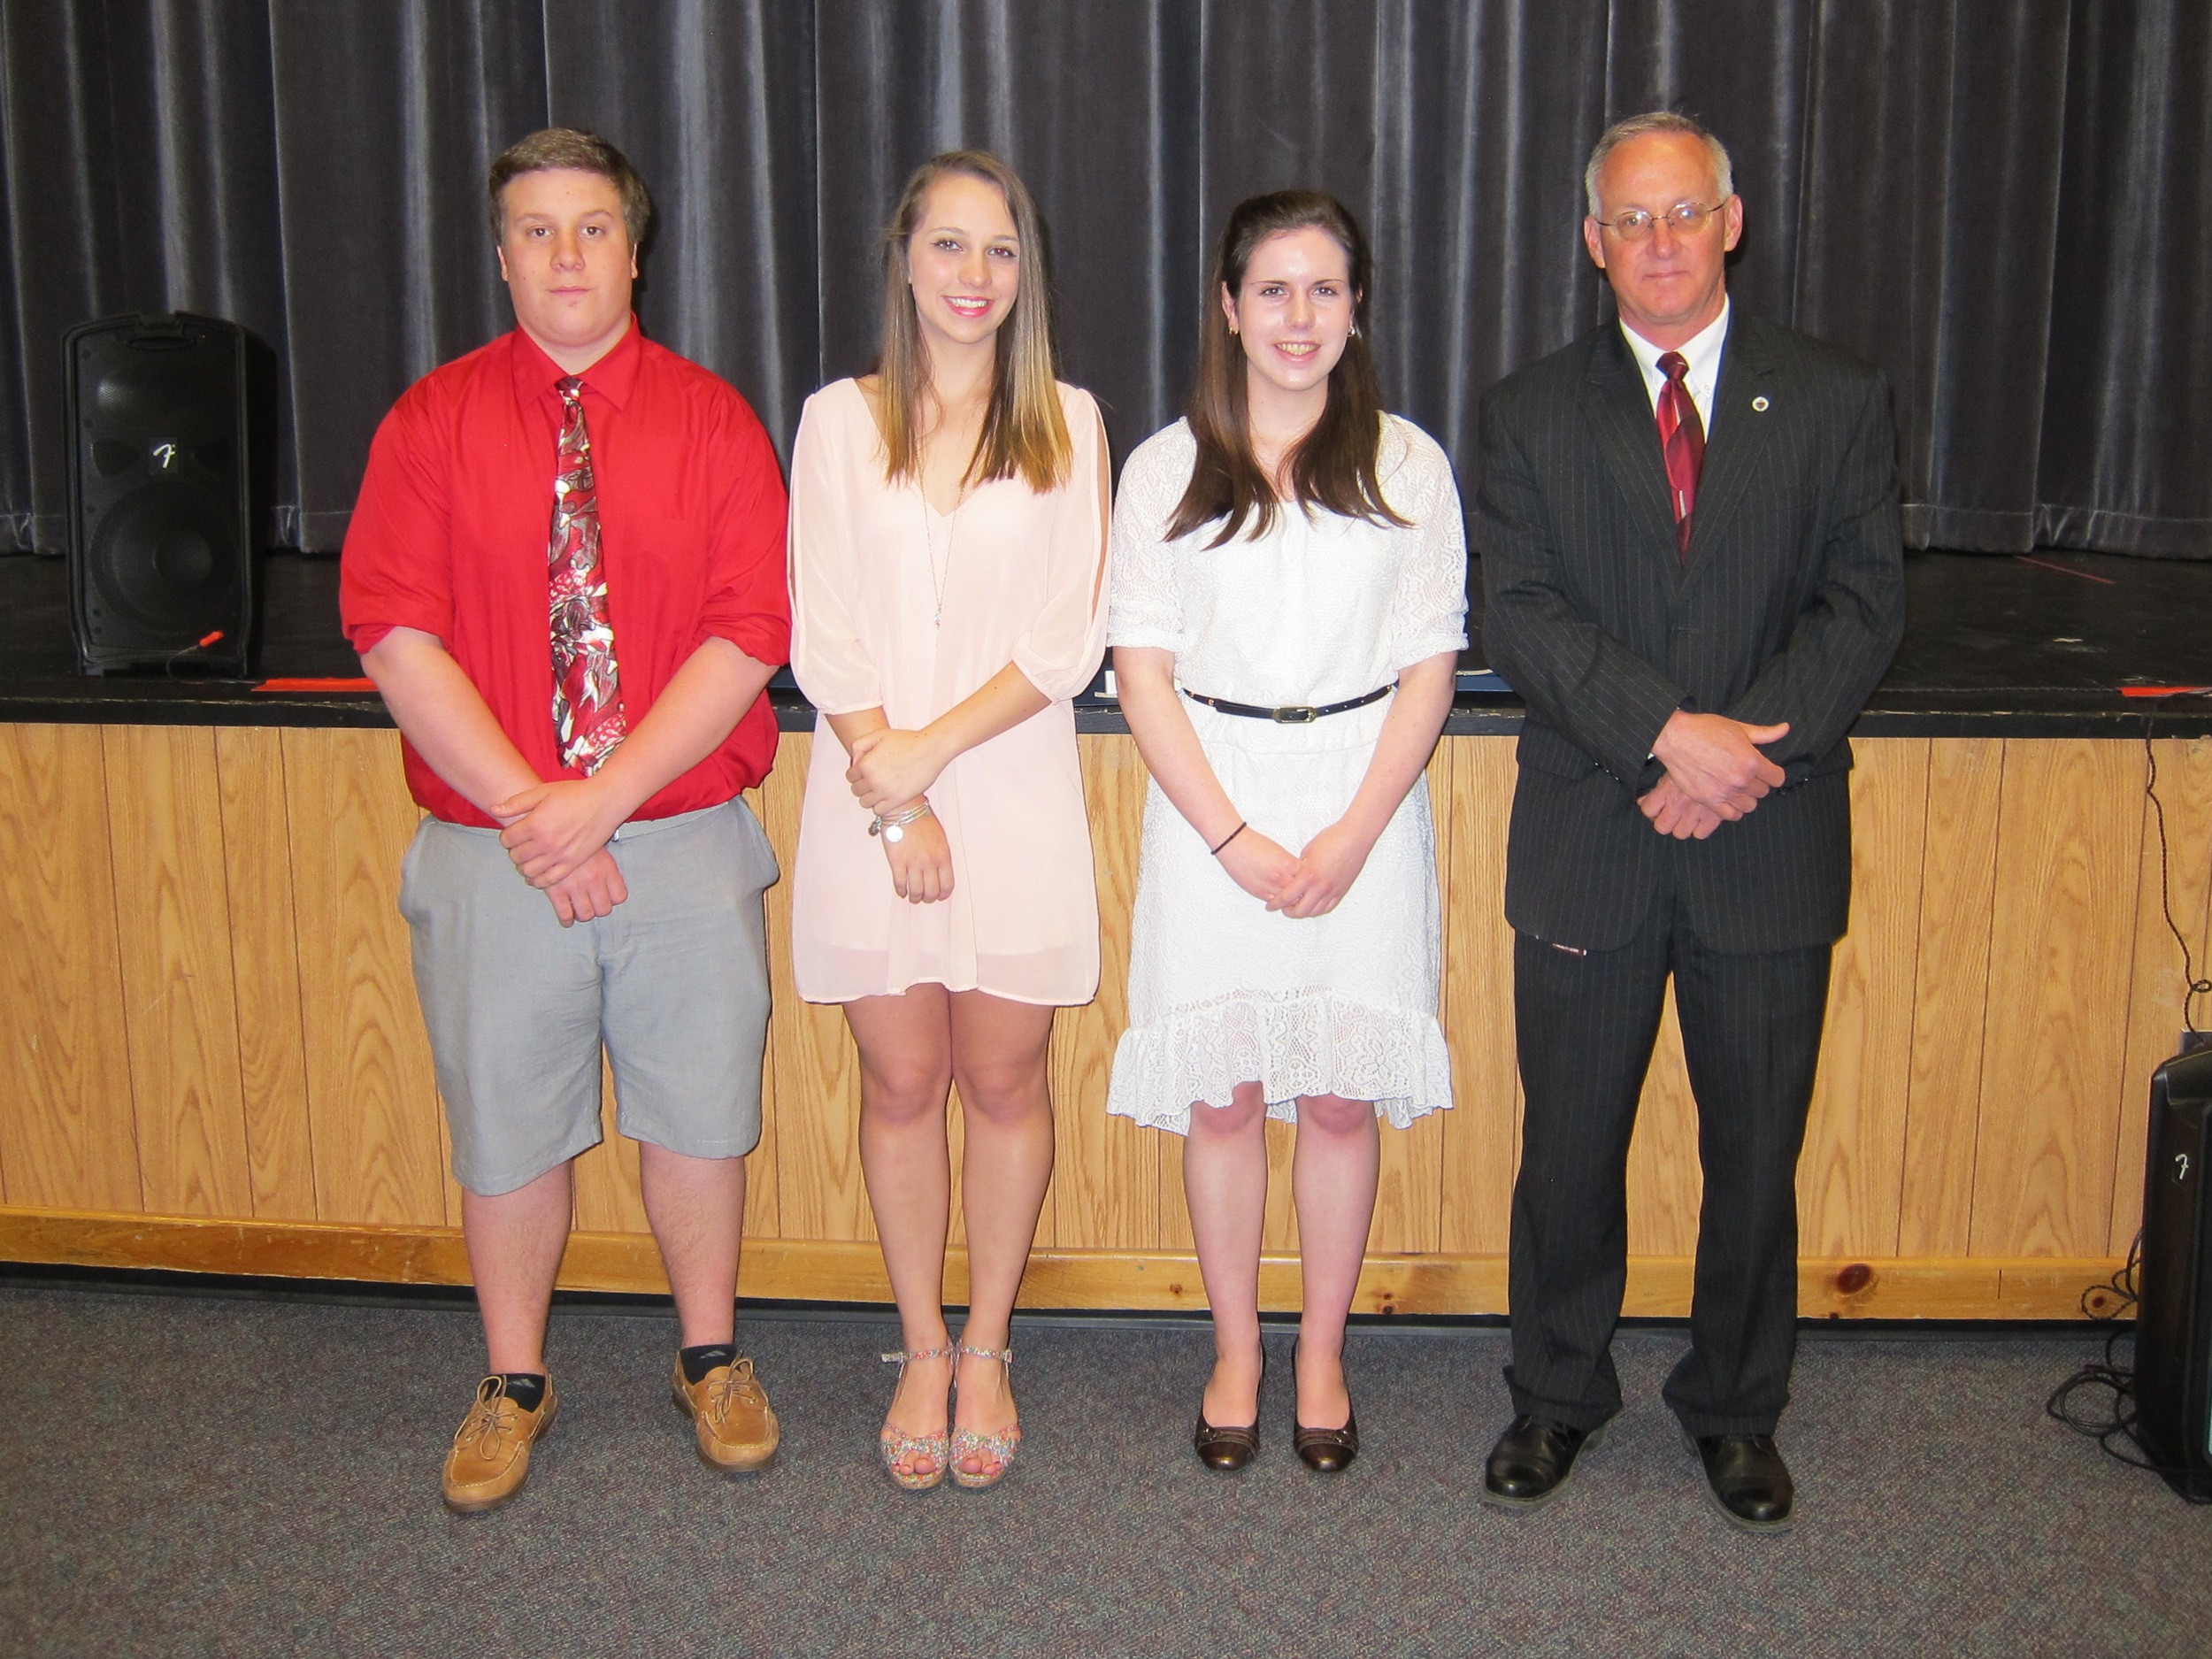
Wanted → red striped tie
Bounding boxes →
[1656,350,1704,559]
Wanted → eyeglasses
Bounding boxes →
[1593,201,1726,240]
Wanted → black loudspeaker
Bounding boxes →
[2137,1045,2212,1501]
[65,311,253,674]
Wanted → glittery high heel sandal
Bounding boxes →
[878,1344,955,1492]
[949,1341,1021,1490]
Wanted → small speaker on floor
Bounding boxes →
[2137,1045,2212,1501]
[65,311,253,675]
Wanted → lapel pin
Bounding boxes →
[1751,396,1770,412]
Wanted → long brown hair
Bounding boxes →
[1168,190,1407,547]
[872,150,1070,493]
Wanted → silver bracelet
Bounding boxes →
[868,800,933,844]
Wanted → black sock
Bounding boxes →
[680,1343,736,1385]
[496,1372,546,1412]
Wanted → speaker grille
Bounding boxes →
[88,483,241,634]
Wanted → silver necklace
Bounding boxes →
[918,483,969,630]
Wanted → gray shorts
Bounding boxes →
[397,798,780,1196]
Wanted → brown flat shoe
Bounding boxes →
[442,1375,557,1513]
[1294,1407,1360,1473]
[1289,1338,1357,1471]
[1194,1408,1259,1471]
[1194,1349,1264,1471]
[672,1354,780,1473]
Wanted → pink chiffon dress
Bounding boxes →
[787,377,1110,1005]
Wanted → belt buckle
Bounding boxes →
[1274,704,1318,724]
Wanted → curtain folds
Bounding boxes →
[0,0,2205,557]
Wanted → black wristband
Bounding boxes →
[1210,821,1248,856]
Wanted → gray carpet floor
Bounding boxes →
[2,1284,2208,1658]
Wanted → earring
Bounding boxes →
[1350,320,1361,338]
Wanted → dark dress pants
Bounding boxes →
[1504,895,1832,1438]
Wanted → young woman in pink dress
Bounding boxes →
[787,151,1110,1491]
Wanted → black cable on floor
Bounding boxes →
[2045,1236,2211,1502]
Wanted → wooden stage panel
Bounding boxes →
[1970,739,2145,1259]
[1897,737,2004,1256]
[1436,735,1518,1256]
[102,725,254,1219]
[214,726,319,1221]
[1158,1125,1195,1255]
[3,721,2195,1319]
[755,734,873,1245]
[0,724,140,1212]
[1048,734,1157,1252]
[1798,736,1928,1257]
[282,728,447,1229]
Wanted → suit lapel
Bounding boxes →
[1682,312,1778,578]
[1578,327,1682,576]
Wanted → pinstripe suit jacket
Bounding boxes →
[1478,310,1905,953]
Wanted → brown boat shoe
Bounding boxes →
[442,1374,557,1513]
[672,1353,780,1472]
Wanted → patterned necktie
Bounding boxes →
[548,376,626,773]
[1655,349,1706,559]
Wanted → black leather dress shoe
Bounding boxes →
[1686,1431,1795,1532]
[1480,1414,1605,1510]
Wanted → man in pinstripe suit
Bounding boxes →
[1475,111,1905,1532]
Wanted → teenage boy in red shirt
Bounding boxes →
[342,128,789,1512]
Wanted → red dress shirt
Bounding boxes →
[341,322,789,826]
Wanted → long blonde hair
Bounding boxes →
[872,150,1069,493]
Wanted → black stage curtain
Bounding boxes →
[2,0,2207,558]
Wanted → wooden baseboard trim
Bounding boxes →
[0,1207,2123,1320]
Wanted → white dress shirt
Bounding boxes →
[1621,297,1730,440]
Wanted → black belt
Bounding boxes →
[1181,684,1393,725]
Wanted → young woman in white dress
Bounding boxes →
[1107,191,1466,1472]
[787,151,1110,1490]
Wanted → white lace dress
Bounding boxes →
[1105,416,1469,1133]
